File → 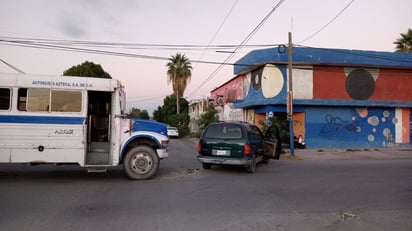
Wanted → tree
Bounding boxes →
[152,105,165,123]
[63,61,112,78]
[394,29,412,53]
[166,53,192,114]
[259,115,289,146]
[153,95,188,124]
[168,113,190,137]
[128,107,150,119]
[198,105,219,131]
[139,110,150,120]
[153,95,190,136]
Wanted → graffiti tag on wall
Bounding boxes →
[223,104,243,121]
[320,114,361,136]
[306,107,399,148]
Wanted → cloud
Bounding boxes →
[53,0,137,38]
[57,12,88,38]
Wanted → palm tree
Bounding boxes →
[166,53,192,114]
[394,29,412,52]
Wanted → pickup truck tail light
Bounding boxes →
[244,144,251,155]
[197,143,202,153]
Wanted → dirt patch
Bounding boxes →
[157,167,203,180]
[280,154,305,160]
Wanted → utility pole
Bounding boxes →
[287,32,295,156]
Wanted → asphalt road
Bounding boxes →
[0,138,411,231]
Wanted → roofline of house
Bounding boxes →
[234,46,412,75]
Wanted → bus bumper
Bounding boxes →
[157,148,168,159]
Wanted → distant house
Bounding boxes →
[210,76,243,122]
[212,46,412,149]
[188,98,210,134]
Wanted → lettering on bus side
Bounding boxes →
[32,81,92,88]
[54,129,74,135]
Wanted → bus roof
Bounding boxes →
[0,73,122,91]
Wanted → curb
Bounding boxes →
[280,148,412,160]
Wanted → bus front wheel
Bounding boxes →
[124,145,159,180]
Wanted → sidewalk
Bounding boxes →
[280,147,412,160]
[187,137,412,161]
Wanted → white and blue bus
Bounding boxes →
[0,73,169,180]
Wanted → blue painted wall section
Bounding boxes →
[306,107,395,148]
[234,65,287,108]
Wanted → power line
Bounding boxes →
[194,0,239,64]
[127,95,166,103]
[297,0,355,44]
[1,40,219,64]
[0,36,277,51]
[188,0,286,97]
[2,34,411,84]
[2,38,409,68]
[0,37,284,67]
[0,58,25,73]
[189,0,239,97]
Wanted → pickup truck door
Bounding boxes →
[263,140,278,158]
[263,125,281,159]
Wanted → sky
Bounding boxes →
[1,0,411,115]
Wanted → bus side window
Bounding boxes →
[51,90,82,112]
[27,88,49,112]
[0,88,11,110]
[18,88,27,111]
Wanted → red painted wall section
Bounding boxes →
[210,75,244,102]
[371,69,412,101]
[312,66,412,102]
[312,66,351,100]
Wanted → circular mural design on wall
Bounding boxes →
[251,68,263,91]
[346,68,375,100]
[262,64,284,98]
[356,107,368,118]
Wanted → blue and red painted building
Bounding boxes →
[212,46,412,148]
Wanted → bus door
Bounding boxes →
[86,91,112,165]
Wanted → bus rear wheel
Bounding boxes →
[124,145,159,180]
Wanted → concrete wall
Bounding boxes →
[305,107,410,148]
[211,75,246,122]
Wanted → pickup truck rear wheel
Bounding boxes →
[202,163,212,169]
[246,154,256,173]
[124,145,159,180]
